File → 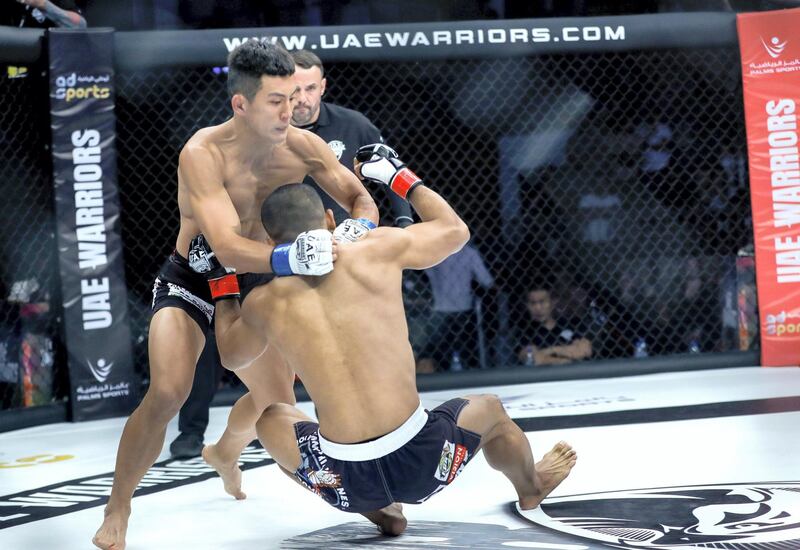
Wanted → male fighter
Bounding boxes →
[193,145,577,535]
[169,48,408,459]
[92,41,378,550]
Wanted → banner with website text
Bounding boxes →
[738,9,800,366]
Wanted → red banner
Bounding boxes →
[738,9,800,366]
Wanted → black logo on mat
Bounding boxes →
[517,482,800,549]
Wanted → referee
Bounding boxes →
[291,49,414,228]
[168,49,413,459]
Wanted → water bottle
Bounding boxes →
[450,350,464,372]
[590,299,607,327]
[524,345,535,367]
[688,339,701,354]
[633,337,649,358]
[583,299,607,341]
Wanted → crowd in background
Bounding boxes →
[404,118,753,371]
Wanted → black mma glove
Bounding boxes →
[188,234,240,301]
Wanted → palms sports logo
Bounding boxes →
[761,36,788,58]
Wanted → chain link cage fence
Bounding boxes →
[113,44,752,387]
[0,61,67,411]
[0,41,754,413]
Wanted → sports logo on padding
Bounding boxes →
[86,358,112,383]
[760,36,788,59]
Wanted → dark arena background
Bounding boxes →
[1,2,799,549]
[0,10,762,423]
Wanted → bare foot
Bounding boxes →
[362,502,407,536]
[92,507,129,550]
[202,444,246,500]
[519,441,577,510]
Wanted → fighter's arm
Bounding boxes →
[214,296,269,371]
[355,145,470,269]
[388,186,470,269]
[179,144,274,273]
[301,131,379,225]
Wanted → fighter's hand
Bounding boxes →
[270,229,334,277]
[188,234,240,301]
[333,218,376,243]
[16,0,46,9]
[354,143,422,200]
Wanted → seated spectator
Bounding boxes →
[517,282,592,366]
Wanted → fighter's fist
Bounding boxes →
[355,143,399,162]
[271,229,334,277]
[354,144,422,200]
[188,234,239,301]
[333,218,376,243]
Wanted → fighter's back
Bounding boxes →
[253,227,420,443]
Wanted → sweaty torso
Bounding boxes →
[175,121,317,266]
[252,232,420,443]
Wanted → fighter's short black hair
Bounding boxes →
[291,49,325,78]
[261,184,326,243]
[227,41,295,100]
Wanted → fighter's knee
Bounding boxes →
[144,384,191,418]
[468,393,503,409]
[470,394,507,420]
[257,402,294,426]
[382,515,408,536]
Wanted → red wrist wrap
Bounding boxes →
[208,274,240,301]
[390,168,422,200]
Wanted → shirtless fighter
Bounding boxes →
[92,41,378,550]
[191,145,577,535]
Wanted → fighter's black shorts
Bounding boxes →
[292,398,481,513]
[151,251,274,333]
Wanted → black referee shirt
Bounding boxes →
[299,102,413,226]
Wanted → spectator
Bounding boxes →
[517,282,592,366]
[590,288,636,359]
[3,0,86,28]
[669,256,721,353]
[0,283,21,410]
[4,0,86,80]
[7,278,53,406]
[401,270,433,367]
[416,242,494,372]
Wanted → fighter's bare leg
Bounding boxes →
[203,348,295,499]
[201,392,255,500]
[456,394,576,510]
[93,309,205,550]
[255,403,408,536]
